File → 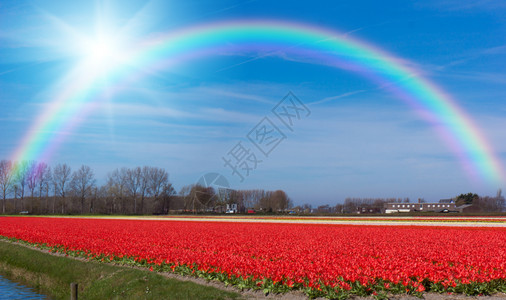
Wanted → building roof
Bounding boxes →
[439,199,455,203]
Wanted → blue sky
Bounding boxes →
[1,0,505,205]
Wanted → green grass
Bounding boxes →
[0,240,240,300]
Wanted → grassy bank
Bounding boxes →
[0,240,240,300]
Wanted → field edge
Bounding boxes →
[0,239,241,300]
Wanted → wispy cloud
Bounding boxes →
[190,0,259,22]
[308,90,366,105]
[199,107,263,123]
[438,70,506,85]
[198,87,273,104]
[90,101,264,130]
[99,102,195,119]
[416,0,506,11]
[423,44,506,74]
[482,45,506,55]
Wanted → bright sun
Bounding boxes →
[82,35,120,69]
[88,39,115,62]
[45,7,137,76]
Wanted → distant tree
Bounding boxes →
[316,204,332,213]
[373,198,388,208]
[233,190,244,209]
[179,185,192,211]
[343,197,403,214]
[88,186,98,214]
[302,203,312,213]
[147,167,169,209]
[53,163,72,214]
[71,165,96,214]
[238,190,250,209]
[270,190,291,211]
[37,163,51,213]
[156,183,176,214]
[99,185,116,214]
[0,160,14,214]
[139,166,150,214]
[455,193,479,206]
[188,184,215,212]
[106,168,128,214]
[343,198,357,214]
[473,189,505,212]
[497,189,506,212]
[26,161,39,212]
[13,184,18,211]
[125,167,142,214]
[50,167,58,214]
[93,186,109,214]
[259,190,273,212]
[13,161,29,212]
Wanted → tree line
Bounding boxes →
[454,192,505,212]
[294,198,411,214]
[1,159,503,215]
[0,160,292,215]
[294,193,505,214]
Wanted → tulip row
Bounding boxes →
[162,215,506,223]
[0,217,504,298]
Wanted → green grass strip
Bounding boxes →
[0,240,240,300]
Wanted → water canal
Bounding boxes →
[0,274,47,299]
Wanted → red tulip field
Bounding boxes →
[0,216,504,298]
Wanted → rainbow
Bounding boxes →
[9,20,506,185]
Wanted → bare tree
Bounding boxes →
[13,184,18,212]
[53,163,72,214]
[0,160,14,214]
[260,190,273,212]
[229,189,245,211]
[71,165,96,214]
[26,160,39,212]
[50,169,58,214]
[155,183,176,214]
[139,166,150,214]
[13,161,29,212]
[106,168,128,214]
[89,186,98,214]
[37,163,50,213]
[252,189,267,210]
[496,189,505,212]
[334,203,343,214]
[93,186,110,214]
[179,185,192,211]
[147,167,168,206]
[0,160,304,216]
[189,184,215,212]
[269,190,291,211]
[125,167,142,214]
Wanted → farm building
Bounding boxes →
[226,203,238,213]
[384,200,457,213]
[356,207,382,214]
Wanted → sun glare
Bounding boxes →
[82,35,121,71]
[43,7,143,76]
[88,39,114,61]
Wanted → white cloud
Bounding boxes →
[308,90,366,105]
[198,87,273,104]
[416,0,506,12]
